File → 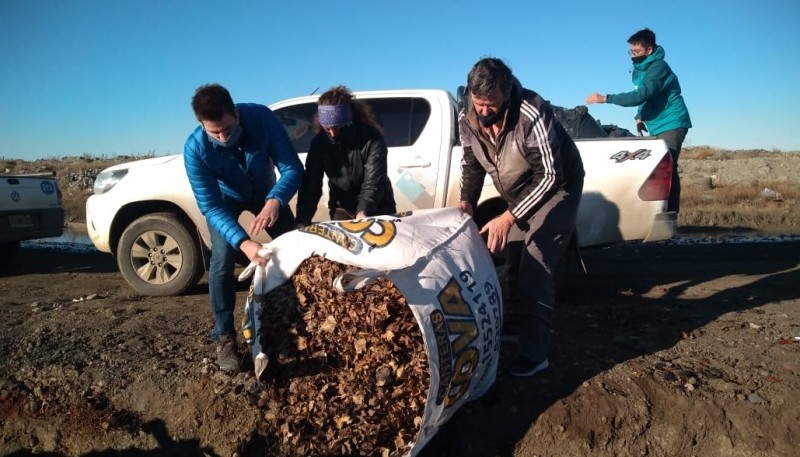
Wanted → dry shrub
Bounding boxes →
[682,147,788,161]
[1,154,152,223]
[685,180,799,205]
[61,195,87,223]
[683,146,719,160]
[7,152,799,231]
[679,180,800,232]
[252,255,429,457]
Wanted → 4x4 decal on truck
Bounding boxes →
[610,148,652,163]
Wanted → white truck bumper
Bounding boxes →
[643,211,677,243]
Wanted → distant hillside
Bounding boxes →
[3,149,799,233]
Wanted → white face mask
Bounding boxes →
[207,120,243,148]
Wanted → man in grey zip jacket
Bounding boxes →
[459,57,585,377]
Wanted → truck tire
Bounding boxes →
[474,198,509,266]
[0,241,21,267]
[116,213,204,296]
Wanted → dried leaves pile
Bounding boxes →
[252,255,429,456]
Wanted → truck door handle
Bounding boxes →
[398,161,431,168]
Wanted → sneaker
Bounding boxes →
[508,356,549,378]
[216,337,242,372]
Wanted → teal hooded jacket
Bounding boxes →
[606,46,692,136]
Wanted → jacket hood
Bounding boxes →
[635,45,665,70]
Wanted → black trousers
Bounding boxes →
[657,127,689,213]
[505,180,583,362]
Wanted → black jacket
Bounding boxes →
[459,82,584,221]
[296,122,396,224]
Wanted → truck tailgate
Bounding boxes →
[1,176,64,242]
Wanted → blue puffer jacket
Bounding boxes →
[606,46,692,136]
[184,103,303,249]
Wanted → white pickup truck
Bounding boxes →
[86,89,676,296]
[1,172,64,264]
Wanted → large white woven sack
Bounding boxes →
[239,207,502,456]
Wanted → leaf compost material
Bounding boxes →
[252,255,429,456]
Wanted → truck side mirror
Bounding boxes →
[456,86,467,113]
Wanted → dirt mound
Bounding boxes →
[681,152,800,185]
[5,150,800,228]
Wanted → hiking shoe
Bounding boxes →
[216,337,242,372]
[508,356,549,378]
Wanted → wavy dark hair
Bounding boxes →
[467,57,513,100]
[313,85,382,133]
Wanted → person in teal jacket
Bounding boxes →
[184,83,303,372]
[586,28,691,212]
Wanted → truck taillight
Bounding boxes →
[638,153,672,201]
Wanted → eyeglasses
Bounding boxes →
[628,47,648,57]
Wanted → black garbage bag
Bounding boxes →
[551,105,608,139]
[602,124,636,137]
[456,88,609,140]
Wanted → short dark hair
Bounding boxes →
[191,83,235,121]
[467,57,513,99]
[628,28,656,49]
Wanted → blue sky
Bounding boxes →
[2,0,799,161]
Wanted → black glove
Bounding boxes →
[636,122,648,136]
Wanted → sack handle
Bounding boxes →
[333,269,388,292]
[238,246,277,281]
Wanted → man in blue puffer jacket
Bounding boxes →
[586,28,692,212]
[184,83,303,372]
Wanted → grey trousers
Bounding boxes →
[505,181,582,362]
[657,127,689,213]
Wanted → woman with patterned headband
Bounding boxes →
[295,85,396,226]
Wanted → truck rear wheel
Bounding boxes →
[116,213,204,296]
[0,241,21,267]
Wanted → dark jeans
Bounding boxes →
[657,127,689,213]
[505,179,583,362]
[207,202,296,341]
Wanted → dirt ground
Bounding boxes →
[2,151,799,456]
[1,233,798,457]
